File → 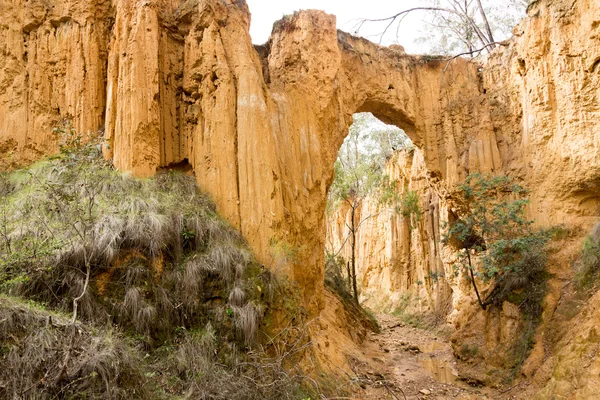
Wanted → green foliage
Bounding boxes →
[400,190,422,228]
[444,173,550,309]
[445,173,552,382]
[326,114,416,306]
[327,159,381,210]
[377,176,401,207]
[0,295,322,400]
[269,237,302,266]
[576,223,600,288]
[0,126,366,397]
[460,344,479,358]
[327,113,410,210]
[506,316,537,381]
[327,114,412,305]
[52,119,106,161]
[0,126,332,398]
[0,126,262,336]
[0,295,146,399]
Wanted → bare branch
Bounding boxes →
[475,0,496,43]
[443,41,504,65]
[355,6,493,48]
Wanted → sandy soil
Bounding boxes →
[351,314,500,400]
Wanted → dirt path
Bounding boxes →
[353,314,496,400]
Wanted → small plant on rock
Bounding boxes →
[576,223,600,288]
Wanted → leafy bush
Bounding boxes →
[400,190,422,228]
[444,173,550,311]
[445,173,551,381]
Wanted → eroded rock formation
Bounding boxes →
[1,0,600,394]
[325,148,453,315]
[0,0,503,314]
[0,0,113,165]
[326,0,600,390]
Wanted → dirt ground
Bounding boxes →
[351,314,502,400]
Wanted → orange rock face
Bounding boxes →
[326,148,452,313]
[0,0,599,358]
[1,0,497,313]
[0,0,112,166]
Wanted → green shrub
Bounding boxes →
[445,173,551,382]
[444,173,550,311]
[576,223,600,288]
[400,190,422,227]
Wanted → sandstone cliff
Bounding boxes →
[1,0,599,395]
[326,0,600,391]
[325,148,453,316]
[0,0,502,314]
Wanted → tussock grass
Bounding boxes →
[0,149,262,344]
[0,296,146,399]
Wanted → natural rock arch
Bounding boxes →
[0,0,501,312]
[4,0,600,395]
[102,4,503,312]
[3,0,598,316]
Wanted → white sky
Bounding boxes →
[246,0,431,54]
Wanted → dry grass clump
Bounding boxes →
[0,149,262,345]
[0,296,145,399]
[154,318,318,400]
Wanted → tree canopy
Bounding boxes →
[326,113,411,303]
[327,113,410,211]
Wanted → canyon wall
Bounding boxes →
[326,148,454,316]
[0,0,499,313]
[484,0,600,227]
[327,0,600,390]
[1,0,600,394]
[0,0,113,166]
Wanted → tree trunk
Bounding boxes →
[475,0,495,45]
[347,261,352,292]
[351,204,359,304]
[467,250,487,310]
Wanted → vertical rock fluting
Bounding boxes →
[327,0,600,390]
[0,0,113,167]
[326,148,453,317]
[484,0,600,227]
[0,0,498,312]
[99,1,493,312]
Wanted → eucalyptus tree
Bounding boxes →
[327,113,409,303]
